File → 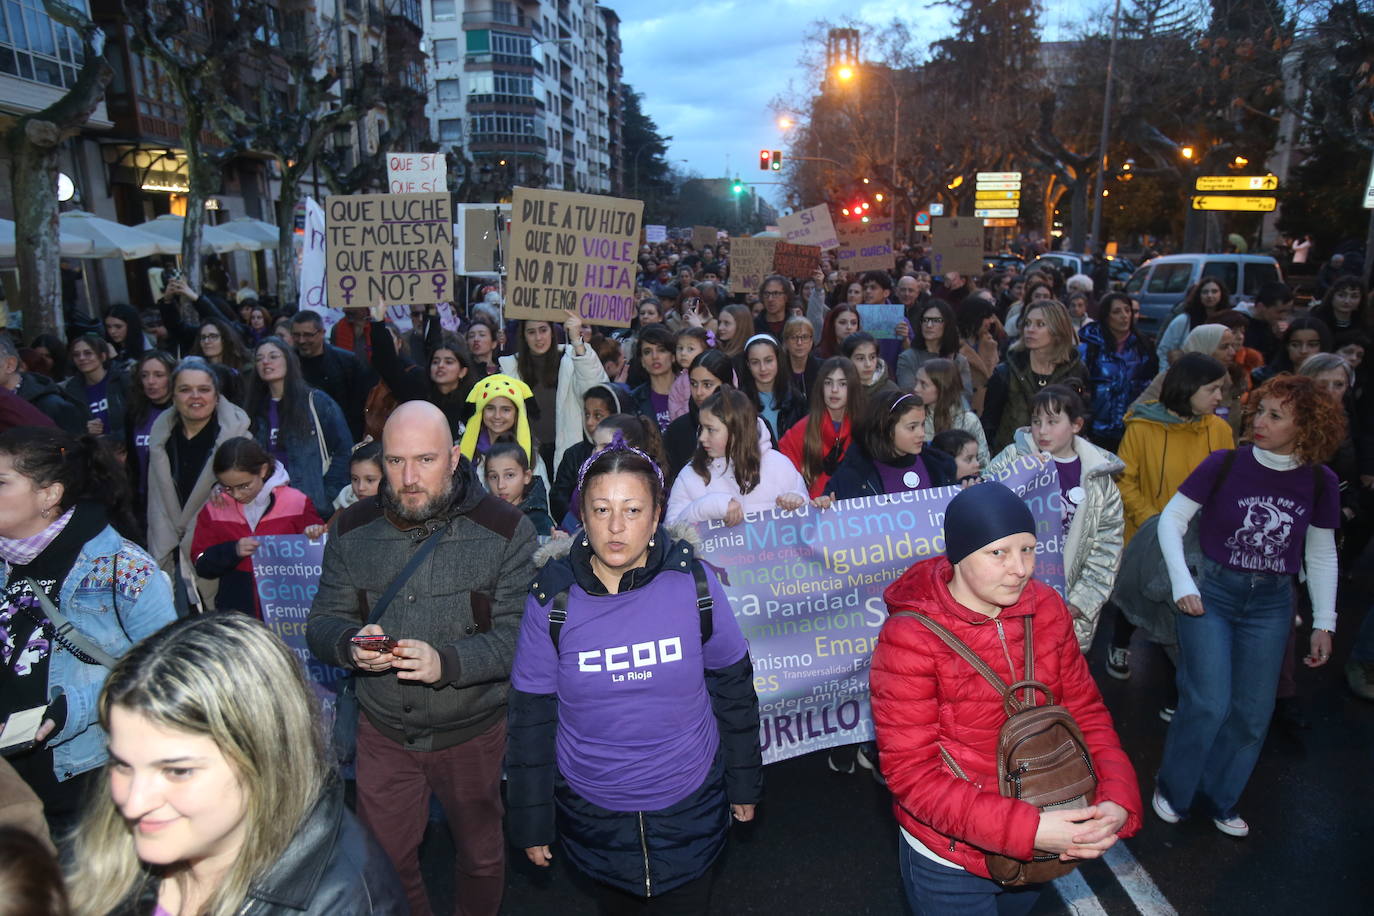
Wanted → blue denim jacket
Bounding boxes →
[252,389,352,520]
[4,525,178,782]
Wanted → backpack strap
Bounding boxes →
[1204,448,1240,508]
[1023,616,1035,707]
[892,611,1011,698]
[548,558,713,653]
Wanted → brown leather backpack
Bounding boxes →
[894,611,1098,886]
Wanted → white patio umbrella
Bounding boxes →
[58,210,180,259]
[135,214,262,254]
[217,217,282,248]
[0,217,96,257]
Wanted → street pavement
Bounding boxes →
[417,599,1374,914]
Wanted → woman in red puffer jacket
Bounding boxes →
[870,482,1142,915]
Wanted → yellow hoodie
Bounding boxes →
[1117,400,1234,542]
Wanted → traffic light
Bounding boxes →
[771,150,782,171]
[759,149,772,170]
[731,178,744,195]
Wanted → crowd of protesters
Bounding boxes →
[0,231,1370,915]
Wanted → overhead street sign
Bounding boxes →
[976,172,1022,182]
[983,218,1018,228]
[975,181,1021,191]
[974,208,1020,219]
[1195,175,1279,192]
[928,203,945,216]
[974,190,1021,200]
[1191,195,1277,212]
[1365,156,1374,209]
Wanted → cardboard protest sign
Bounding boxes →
[325,193,453,307]
[386,153,447,194]
[506,187,644,327]
[857,303,905,340]
[692,225,717,251]
[835,220,895,273]
[645,224,667,243]
[771,241,822,279]
[929,217,985,277]
[779,204,839,250]
[729,237,780,294]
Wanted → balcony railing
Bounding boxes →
[469,132,547,150]
[468,92,545,111]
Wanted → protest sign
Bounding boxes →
[930,217,985,277]
[456,203,510,276]
[325,193,453,307]
[692,225,718,251]
[645,224,667,243]
[779,204,839,250]
[253,535,346,729]
[857,303,905,340]
[505,187,644,327]
[386,153,447,194]
[437,301,460,332]
[385,305,412,332]
[299,197,327,310]
[695,456,1065,765]
[771,241,822,279]
[835,220,895,273]
[729,237,780,293]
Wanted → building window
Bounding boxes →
[0,0,86,88]
[432,39,458,63]
[470,113,537,137]
[431,0,455,20]
[436,78,460,102]
[438,119,463,143]
[490,31,532,57]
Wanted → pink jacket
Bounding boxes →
[665,435,808,525]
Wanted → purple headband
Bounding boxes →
[571,431,666,509]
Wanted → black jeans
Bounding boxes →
[591,869,715,916]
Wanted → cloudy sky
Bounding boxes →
[611,0,1091,207]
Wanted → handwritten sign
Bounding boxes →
[779,204,839,250]
[729,237,779,294]
[386,153,447,194]
[692,225,718,251]
[437,301,460,332]
[771,241,822,279]
[506,187,644,327]
[298,197,327,311]
[929,217,985,277]
[325,193,453,307]
[835,220,895,273]
[645,224,666,243]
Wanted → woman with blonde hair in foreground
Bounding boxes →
[67,614,405,916]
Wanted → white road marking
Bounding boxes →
[1103,843,1178,915]
[1052,868,1111,915]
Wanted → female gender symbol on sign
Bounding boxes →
[339,275,357,306]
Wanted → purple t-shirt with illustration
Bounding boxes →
[874,454,931,494]
[1054,456,1083,535]
[85,376,109,425]
[1179,446,1339,576]
[266,399,290,470]
[510,562,748,811]
[649,390,670,432]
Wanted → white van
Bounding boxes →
[1125,254,1283,334]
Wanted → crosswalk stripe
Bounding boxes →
[1052,868,1111,915]
[1103,843,1177,915]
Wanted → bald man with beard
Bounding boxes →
[308,401,537,916]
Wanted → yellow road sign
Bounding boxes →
[983,218,1018,228]
[1190,195,1277,212]
[974,190,1021,201]
[1195,175,1279,192]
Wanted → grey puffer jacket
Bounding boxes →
[987,428,1125,651]
[307,463,537,750]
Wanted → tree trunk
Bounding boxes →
[179,104,212,293]
[8,125,63,338]
[275,182,299,309]
[1068,177,1089,252]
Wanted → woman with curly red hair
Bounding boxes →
[1152,374,1344,839]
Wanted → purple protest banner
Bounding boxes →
[253,535,347,729]
[695,456,1064,765]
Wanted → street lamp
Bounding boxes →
[777,116,794,130]
[833,62,901,231]
[1180,145,1196,160]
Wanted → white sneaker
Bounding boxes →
[1106,647,1131,680]
[1159,706,1175,722]
[827,751,854,775]
[1152,789,1181,824]
[1213,815,1249,837]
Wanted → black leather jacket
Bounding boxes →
[112,777,407,915]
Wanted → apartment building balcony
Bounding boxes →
[387,0,423,31]
[469,133,547,153]
[468,92,545,113]
[462,10,533,31]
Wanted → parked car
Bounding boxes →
[1123,253,1283,334]
[982,253,1026,273]
[1025,253,1135,284]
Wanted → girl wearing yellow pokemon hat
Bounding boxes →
[459,373,553,507]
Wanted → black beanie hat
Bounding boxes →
[944,482,1036,565]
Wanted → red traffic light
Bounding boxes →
[759,150,772,170]
[770,150,783,171]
